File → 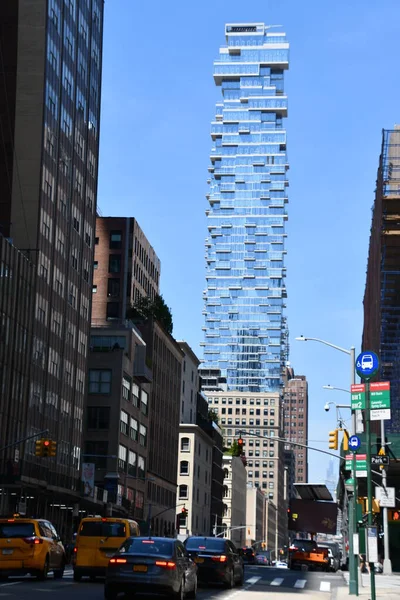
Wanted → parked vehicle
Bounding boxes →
[184,536,244,588]
[0,517,65,580]
[276,561,288,569]
[73,517,140,581]
[318,544,340,572]
[105,536,197,600]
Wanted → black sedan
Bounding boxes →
[184,536,244,588]
[104,537,197,600]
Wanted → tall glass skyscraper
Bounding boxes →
[201,23,290,393]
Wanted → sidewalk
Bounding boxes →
[339,571,400,599]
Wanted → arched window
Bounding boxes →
[223,468,229,479]
[180,460,189,475]
[181,437,190,452]
[179,484,188,499]
[223,485,229,498]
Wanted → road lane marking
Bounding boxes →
[320,581,331,592]
[0,583,20,588]
[245,576,261,584]
[294,579,307,588]
[270,577,284,586]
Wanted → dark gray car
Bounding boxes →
[104,537,197,600]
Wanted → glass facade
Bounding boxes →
[26,0,103,488]
[201,24,289,393]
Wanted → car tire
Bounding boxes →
[236,569,244,586]
[104,584,117,600]
[54,561,65,579]
[224,569,234,589]
[186,578,197,599]
[173,578,184,600]
[38,556,49,581]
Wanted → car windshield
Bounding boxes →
[185,538,225,552]
[79,521,126,537]
[291,540,317,551]
[0,523,35,538]
[120,539,173,555]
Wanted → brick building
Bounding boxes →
[283,370,309,483]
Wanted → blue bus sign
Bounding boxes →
[356,351,379,380]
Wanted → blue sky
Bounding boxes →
[98,0,400,483]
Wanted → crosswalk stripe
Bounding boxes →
[245,576,261,585]
[294,579,307,588]
[270,577,284,586]
[320,581,331,592]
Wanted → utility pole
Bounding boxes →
[365,381,376,600]
[380,419,392,574]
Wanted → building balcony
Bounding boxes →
[133,344,152,383]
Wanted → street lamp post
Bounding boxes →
[296,336,358,596]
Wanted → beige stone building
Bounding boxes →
[205,390,286,546]
[245,487,265,546]
[221,455,247,547]
[177,425,213,537]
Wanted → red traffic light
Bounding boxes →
[181,507,186,514]
[43,440,50,447]
[238,438,243,446]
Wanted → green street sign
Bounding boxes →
[370,382,390,409]
[351,384,366,410]
[346,454,367,478]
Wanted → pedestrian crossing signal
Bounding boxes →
[389,510,400,521]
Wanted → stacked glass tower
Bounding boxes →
[201,23,290,393]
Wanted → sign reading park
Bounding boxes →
[370,381,391,421]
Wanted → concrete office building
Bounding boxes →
[0,0,104,520]
[84,323,151,522]
[245,486,265,547]
[176,425,213,536]
[205,390,287,545]
[222,455,247,546]
[283,372,308,482]
[92,217,160,324]
[178,342,200,424]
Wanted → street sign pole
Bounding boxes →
[380,419,392,574]
[365,381,376,600]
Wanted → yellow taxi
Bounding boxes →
[73,516,140,581]
[0,517,66,580]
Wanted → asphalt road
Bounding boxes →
[0,565,347,599]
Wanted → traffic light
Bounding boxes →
[35,440,42,456]
[343,430,349,452]
[329,430,338,450]
[42,440,51,457]
[237,437,244,456]
[388,509,400,521]
[181,506,188,517]
[49,440,57,457]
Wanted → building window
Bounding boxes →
[181,438,190,452]
[108,278,120,297]
[132,383,139,407]
[109,254,121,273]
[120,410,129,436]
[94,261,98,269]
[180,461,189,475]
[128,451,136,477]
[88,369,111,394]
[110,231,122,249]
[138,455,145,479]
[87,406,110,430]
[179,485,188,500]
[140,390,148,415]
[130,417,138,441]
[106,302,119,320]
[84,441,108,469]
[118,444,127,470]
[139,424,147,447]
[122,377,131,400]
